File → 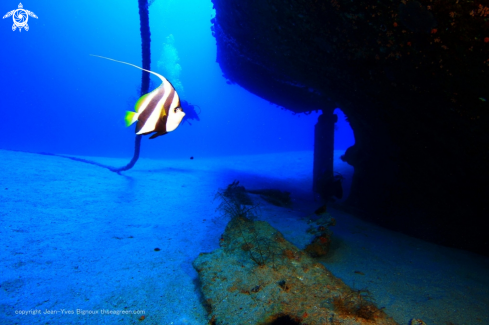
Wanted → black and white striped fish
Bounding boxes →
[91,55,185,139]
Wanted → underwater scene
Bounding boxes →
[1,0,488,324]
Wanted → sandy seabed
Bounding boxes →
[0,149,487,325]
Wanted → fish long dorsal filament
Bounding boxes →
[90,54,167,83]
[91,54,185,139]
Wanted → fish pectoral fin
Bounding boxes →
[124,111,138,127]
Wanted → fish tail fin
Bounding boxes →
[124,111,138,127]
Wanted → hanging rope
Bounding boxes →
[26,1,152,174]
[108,0,151,173]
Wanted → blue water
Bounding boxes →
[6,2,488,325]
[0,0,354,159]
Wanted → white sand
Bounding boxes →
[0,149,487,325]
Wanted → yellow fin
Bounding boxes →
[124,111,137,127]
[135,93,150,113]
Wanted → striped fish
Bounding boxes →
[91,55,185,139]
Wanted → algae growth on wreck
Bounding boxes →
[1,1,488,325]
